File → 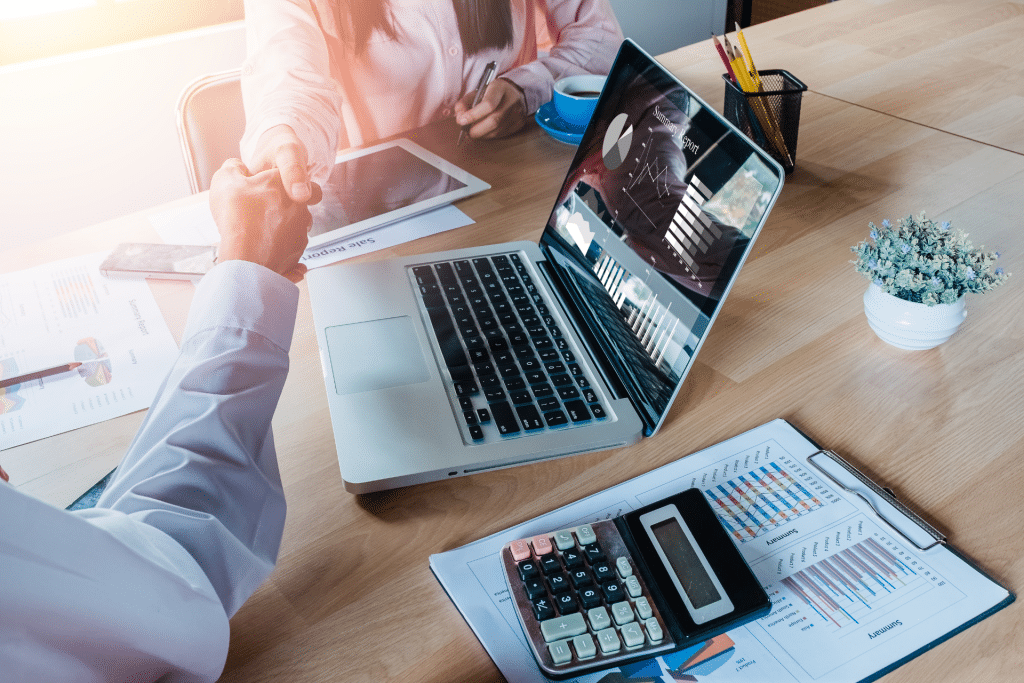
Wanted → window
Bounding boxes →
[0,0,243,66]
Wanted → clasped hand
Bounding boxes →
[209,159,322,283]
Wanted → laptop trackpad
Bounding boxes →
[325,316,430,395]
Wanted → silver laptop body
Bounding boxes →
[309,40,785,493]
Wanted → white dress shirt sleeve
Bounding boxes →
[0,260,298,683]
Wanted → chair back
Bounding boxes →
[175,69,244,194]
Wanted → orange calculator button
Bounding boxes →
[531,534,554,556]
[509,539,532,561]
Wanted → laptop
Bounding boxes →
[308,40,785,493]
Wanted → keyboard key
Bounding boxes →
[476,408,490,424]
[537,396,560,412]
[621,621,645,647]
[533,597,556,622]
[590,403,607,419]
[583,388,598,403]
[548,639,572,665]
[544,361,565,374]
[557,386,580,400]
[635,596,653,620]
[544,411,569,428]
[463,410,477,426]
[575,525,597,545]
[561,349,576,362]
[644,617,664,642]
[517,561,540,581]
[511,390,533,405]
[578,586,602,610]
[509,539,531,561]
[491,401,520,435]
[555,592,578,614]
[540,613,586,643]
[479,376,501,389]
[611,601,635,625]
[412,266,436,285]
[426,308,467,368]
[469,425,484,441]
[454,381,478,397]
[484,388,506,402]
[596,627,621,654]
[550,373,573,386]
[601,581,625,603]
[516,404,544,430]
[505,377,526,392]
[587,606,611,631]
[564,400,591,423]
[572,633,597,660]
[523,579,546,600]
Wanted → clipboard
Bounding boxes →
[430,418,1015,683]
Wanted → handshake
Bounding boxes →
[209,158,323,283]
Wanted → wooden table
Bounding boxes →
[4,1,1022,681]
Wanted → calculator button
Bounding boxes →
[574,524,597,545]
[509,540,531,561]
[634,596,653,620]
[621,622,645,648]
[533,597,556,621]
[601,581,625,603]
[552,529,576,550]
[517,561,540,581]
[523,579,546,600]
[587,606,611,631]
[548,639,572,665]
[583,544,605,564]
[555,592,578,614]
[531,535,553,556]
[625,575,642,598]
[644,617,664,643]
[547,574,570,593]
[572,633,597,660]
[561,549,584,569]
[615,557,633,578]
[568,568,592,588]
[540,613,587,642]
[611,602,635,625]
[596,627,621,654]
[591,562,614,582]
[540,555,561,575]
[578,587,602,610]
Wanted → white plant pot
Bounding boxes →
[862,283,967,350]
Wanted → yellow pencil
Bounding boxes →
[734,22,762,90]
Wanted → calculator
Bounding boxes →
[500,488,770,679]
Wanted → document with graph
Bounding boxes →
[0,252,178,451]
[430,419,1013,683]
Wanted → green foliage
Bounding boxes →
[851,213,1009,305]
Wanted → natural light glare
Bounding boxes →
[0,0,96,21]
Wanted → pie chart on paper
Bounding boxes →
[602,113,633,170]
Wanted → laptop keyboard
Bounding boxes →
[412,253,606,443]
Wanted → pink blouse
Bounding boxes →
[240,0,623,183]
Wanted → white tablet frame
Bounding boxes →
[306,138,490,248]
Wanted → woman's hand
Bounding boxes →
[250,124,314,203]
[1,464,9,483]
[454,77,528,140]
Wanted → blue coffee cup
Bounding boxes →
[552,75,606,128]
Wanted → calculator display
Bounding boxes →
[650,518,721,608]
[639,503,734,624]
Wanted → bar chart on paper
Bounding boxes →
[706,461,825,542]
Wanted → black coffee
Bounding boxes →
[569,90,600,97]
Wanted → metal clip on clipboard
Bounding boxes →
[807,450,946,551]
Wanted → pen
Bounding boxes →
[0,361,83,389]
[457,60,497,147]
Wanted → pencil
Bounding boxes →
[0,361,83,389]
[712,34,737,83]
[734,22,762,90]
[730,25,793,166]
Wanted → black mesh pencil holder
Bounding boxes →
[722,69,807,174]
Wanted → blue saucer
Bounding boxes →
[535,101,586,145]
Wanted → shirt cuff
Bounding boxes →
[186,260,300,353]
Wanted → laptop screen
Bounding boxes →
[539,40,784,435]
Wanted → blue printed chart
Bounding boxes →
[706,461,825,543]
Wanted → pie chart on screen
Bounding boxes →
[602,113,633,170]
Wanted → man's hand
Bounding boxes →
[454,77,528,140]
[249,124,313,203]
[209,159,321,283]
